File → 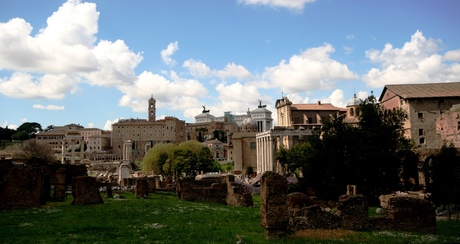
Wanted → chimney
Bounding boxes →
[317,101,321,105]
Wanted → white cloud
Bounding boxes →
[363,30,460,88]
[215,62,252,80]
[103,118,120,131]
[183,59,211,77]
[0,0,142,99]
[87,123,94,128]
[262,43,358,93]
[322,89,346,108]
[237,0,316,12]
[346,34,355,40]
[444,50,460,61]
[286,93,309,104]
[117,71,208,113]
[0,72,79,99]
[343,46,354,55]
[161,41,179,65]
[212,82,272,117]
[33,104,65,110]
[1,120,18,130]
[183,59,252,80]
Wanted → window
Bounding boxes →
[418,112,423,119]
[419,138,425,144]
[419,129,424,136]
[250,142,256,149]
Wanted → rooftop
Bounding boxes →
[379,82,460,101]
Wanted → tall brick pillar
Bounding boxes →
[260,171,290,239]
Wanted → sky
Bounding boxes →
[1,0,459,131]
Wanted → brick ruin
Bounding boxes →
[71,176,104,205]
[0,159,87,209]
[177,174,254,207]
[260,171,437,239]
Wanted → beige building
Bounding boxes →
[111,96,186,161]
[379,82,460,149]
[256,96,348,175]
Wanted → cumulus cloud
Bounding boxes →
[183,59,211,77]
[103,118,120,131]
[161,41,179,65]
[286,93,309,104]
[117,71,208,112]
[211,82,272,117]
[0,0,142,99]
[363,30,460,88]
[444,50,460,61]
[262,43,358,93]
[322,89,346,108]
[0,72,79,99]
[237,0,316,12]
[183,59,252,80]
[33,104,65,110]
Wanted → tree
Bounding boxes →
[16,140,57,166]
[197,146,216,173]
[277,95,417,201]
[11,131,29,141]
[142,143,178,176]
[15,122,43,139]
[430,144,460,207]
[0,126,16,141]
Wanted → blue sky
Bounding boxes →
[1,0,459,130]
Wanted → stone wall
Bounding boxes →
[370,195,436,234]
[71,176,104,205]
[0,160,42,209]
[260,171,290,239]
[177,175,253,207]
[260,172,435,235]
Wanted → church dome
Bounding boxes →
[346,94,363,107]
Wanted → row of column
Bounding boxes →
[256,136,274,174]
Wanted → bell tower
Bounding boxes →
[148,95,156,122]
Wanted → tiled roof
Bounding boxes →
[291,103,346,111]
[380,82,460,101]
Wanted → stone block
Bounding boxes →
[71,176,103,206]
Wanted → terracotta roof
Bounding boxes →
[379,82,460,101]
[291,103,346,112]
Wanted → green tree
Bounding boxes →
[430,144,460,206]
[0,126,16,141]
[16,122,42,139]
[11,131,29,141]
[142,143,178,176]
[277,95,416,201]
[197,146,215,173]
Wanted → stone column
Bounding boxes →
[70,139,76,165]
[80,138,84,165]
[135,178,149,199]
[61,140,66,164]
[260,171,289,239]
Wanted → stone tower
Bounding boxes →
[148,95,156,122]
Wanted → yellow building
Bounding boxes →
[111,96,186,161]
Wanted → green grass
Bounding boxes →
[1,193,459,243]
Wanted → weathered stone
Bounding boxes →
[71,176,103,205]
[0,160,42,209]
[287,192,309,209]
[337,194,368,230]
[387,196,436,234]
[260,171,290,239]
[135,178,149,198]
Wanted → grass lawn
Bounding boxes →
[0,193,459,243]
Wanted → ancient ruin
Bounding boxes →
[177,174,253,207]
[259,171,437,237]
